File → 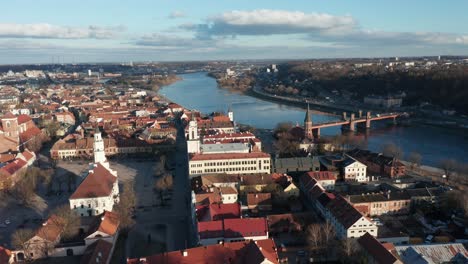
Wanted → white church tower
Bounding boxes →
[187,112,201,154]
[93,126,109,168]
[228,105,234,122]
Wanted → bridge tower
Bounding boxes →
[304,104,313,139]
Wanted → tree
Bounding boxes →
[274,137,299,157]
[339,238,359,260]
[115,181,137,232]
[13,175,37,206]
[439,159,457,180]
[11,229,34,259]
[407,152,422,169]
[307,224,323,251]
[51,205,81,241]
[381,142,403,160]
[155,174,173,205]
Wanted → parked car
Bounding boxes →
[4,219,11,225]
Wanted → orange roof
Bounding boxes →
[19,126,42,142]
[0,153,15,163]
[212,115,231,122]
[247,193,272,207]
[20,149,35,162]
[87,211,120,236]
[190,152,270,161]
[305,171,337,181]
[70,163,116,199]
[127,239,278,264]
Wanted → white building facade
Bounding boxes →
[189,152,271,177]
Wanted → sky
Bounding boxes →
[1,0,468,64]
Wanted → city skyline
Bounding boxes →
[1,0,468,64]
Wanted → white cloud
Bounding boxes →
[168,11,186,19]
[0,23,126,39]
[182,9,356,38]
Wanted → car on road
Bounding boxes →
[4,219,11,225]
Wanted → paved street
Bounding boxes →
[126,116,193,258]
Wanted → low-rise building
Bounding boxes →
[304,171,337,191]
[347,192,411,216]
[127,239,279,264]
[357,233,402,264]
[348,149,406,178]
[197,218,269,245]
[247,193,272,212]
[189,152,271,177]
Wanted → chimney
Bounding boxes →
[182,250,188,257]
[101,216,105,221]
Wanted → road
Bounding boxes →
[126,115,193,259]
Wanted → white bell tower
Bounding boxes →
[228,105,234,122]
[93,126,109,168]
[187,112,200,154]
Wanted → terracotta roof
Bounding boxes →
[17,114,32,124]
[87,211,120,237]
[219,186,238,195]
[224,218,268,238]
[305,171,337,181]
[198,220,223,239]
[80,239,113,264]
[19,126,42,142]
[0,153,15,163]
[209,203,241,221]
[190,152,270,161]
[20,149,35,162]
[0,158,27,176]
[357,232,399,264]
[127,239,279,264]
[35,214,65,242]
[70,163,117,199]
[247,193,272,207]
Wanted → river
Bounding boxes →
[160,72,468,167]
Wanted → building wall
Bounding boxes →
[344,162,367,182]
[347,218,378,238]
[221,193,238,204]
[70,187,117,217]
[189,157,270,177]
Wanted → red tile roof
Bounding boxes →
[224,218,268,238]
[190,152,270,161]
[209,203,241,221]
[247,193,272,207]
[198,220,223,239]
[20,149,35,162]
[305,171,337,181]
[127,239,279,264]
[357,233,399,264]
[70,163,117,199]
[19,126,42,142]
[87,211,120,237]
[17,114,32,124]
[0,158,27,176]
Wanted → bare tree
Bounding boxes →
[51,205,81,241]
[307,224,323,251]
[381,142,403,160]
[155,174,173,205]
[340,238,359,260]
[322,221,335,246]
[13,175,37,206]
[408,152,422,169]
[11,229,34,259]
[115,181,137,232]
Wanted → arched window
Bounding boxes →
[6,121,10,128]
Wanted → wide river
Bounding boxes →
[160,72,468,166]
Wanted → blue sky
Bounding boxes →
[1,0,467,64]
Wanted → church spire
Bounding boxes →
[304,103,312,123]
